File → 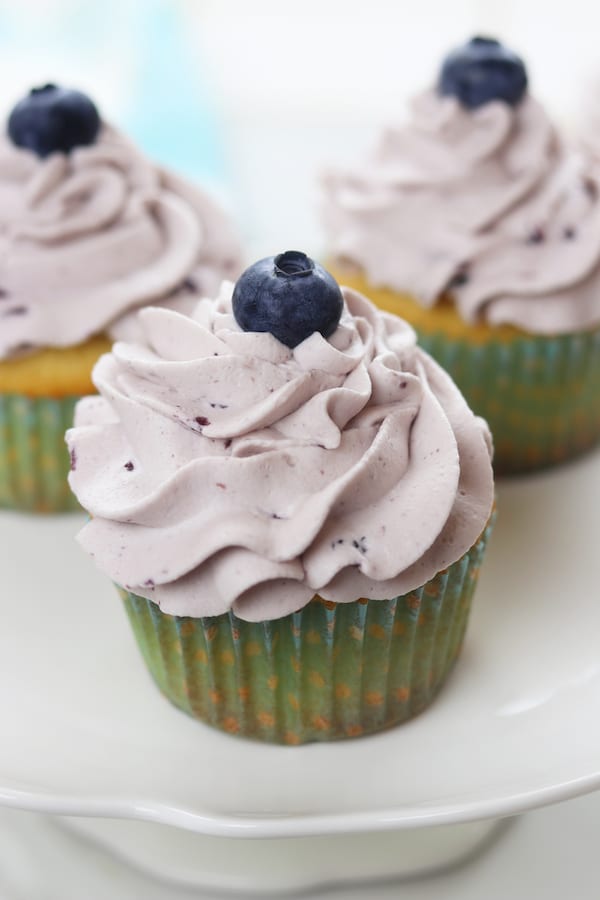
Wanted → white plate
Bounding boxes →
[58,816,506,893]
[1,450,600,842]
[3,792,600,900]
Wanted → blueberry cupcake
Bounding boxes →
[0,84,242,512]
[322,37,600,474]
[67,252,494,744]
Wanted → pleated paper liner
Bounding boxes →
[421,329,600,475]
[0,394,80,512]
[120,519,493,744]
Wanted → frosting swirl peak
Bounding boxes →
[0,125,241,358]
[322,90,600,334]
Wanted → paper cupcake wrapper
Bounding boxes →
[420,329,600,474]
[0,393,80,513]
[119,519,493,744]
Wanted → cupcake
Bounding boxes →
[322,37,600,474]
[66,252,494,744]
[0,84,242,512]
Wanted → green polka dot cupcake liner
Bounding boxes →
[419,328,600,475]
[119,518,493,745]
[0,393,80,513]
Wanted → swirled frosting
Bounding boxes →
[67,283,494,623]
[0,125,242,359]
[322,90,600,334]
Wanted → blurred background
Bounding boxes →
[0,0,597,261]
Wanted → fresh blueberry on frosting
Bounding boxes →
[7,84,101,158]
[232,251,344,348]
[438,36,528,110]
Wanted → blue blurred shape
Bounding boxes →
[122,0,226,186]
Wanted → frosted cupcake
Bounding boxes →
[67,251,494,744]
[0,84,242,512]
[322,37,600,474]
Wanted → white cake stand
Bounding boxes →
[1,450,600,894]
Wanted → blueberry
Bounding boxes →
[8,84,101,158]
[438,36,528,110]
[232,251,344,349]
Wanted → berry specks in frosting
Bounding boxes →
[232,251,344,348]
[180,276,199,294]
[526,224,577,245]
[583,177,598,200]
[8,84,101,158]
[438,36,528,110]
[124,461,135,471]
[526,227,546,245]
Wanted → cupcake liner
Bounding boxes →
[0,393,80,512]
[420,328,600,474]
[119,519,493,744]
